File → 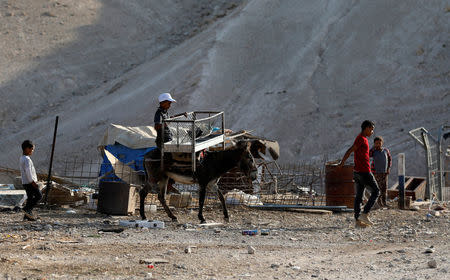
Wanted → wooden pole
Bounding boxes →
[43,116,59,205]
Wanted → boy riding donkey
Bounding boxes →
[147,92,186,192]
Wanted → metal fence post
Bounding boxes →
[398,153,406,209]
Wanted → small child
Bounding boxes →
[20,140,42,221]
[369,136,392,207]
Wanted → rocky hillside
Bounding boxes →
[0,0,448,179]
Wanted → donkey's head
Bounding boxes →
[235,141,258,181]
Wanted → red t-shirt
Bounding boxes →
[353,133,371,172]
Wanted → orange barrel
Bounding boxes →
[325,162,355,208]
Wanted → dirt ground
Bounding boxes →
[0,204,449,280]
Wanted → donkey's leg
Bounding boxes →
[157,176,178,222]
[216,187,229,223]
[198,183,207,224]
[139,184,149,220]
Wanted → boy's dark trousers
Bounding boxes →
[22,184,42,213]
[353,172,380,220]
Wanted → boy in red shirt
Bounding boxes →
[338,120,380,227]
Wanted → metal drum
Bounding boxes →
[325,162,355,208]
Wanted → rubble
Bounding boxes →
[428,259,437,268]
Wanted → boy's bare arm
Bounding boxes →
[338,144,356,167]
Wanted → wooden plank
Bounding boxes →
[288,208,333,215]
[197,222,223,228]
[0,190,26,195]
[249,204,352,212]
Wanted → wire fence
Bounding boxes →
[56,158,327,209]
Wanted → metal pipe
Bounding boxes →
[44,116,59,205]
[398,153,406,209]
[192,120,196,172]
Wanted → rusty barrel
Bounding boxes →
[325,162,355,208]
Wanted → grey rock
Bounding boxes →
[175,264,187,270]
[424,248,434,254]
[41,11,57,17]
[247,245,255,254]
[427,259,437,268]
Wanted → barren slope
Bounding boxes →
[0,0,449,179]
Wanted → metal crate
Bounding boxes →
[161,111,225,171]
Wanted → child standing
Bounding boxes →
[20,140,42,221]
[370,136,392,207]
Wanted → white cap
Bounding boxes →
[158,92,176,103]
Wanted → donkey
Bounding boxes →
[139,140,259,224]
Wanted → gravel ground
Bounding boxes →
[0,205,449,280]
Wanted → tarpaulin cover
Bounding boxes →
[99,123,157,149]
[99,143,155,182]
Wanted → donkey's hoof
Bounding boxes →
[224,217,230,223]
[200,219,206,224]
[140,215,147,220]
[171,217,178,223]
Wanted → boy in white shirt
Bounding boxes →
[20,140,42,221]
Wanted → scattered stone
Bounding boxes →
[184,247,192,254]
[99,227,125,233]
[175,264,187,270]
[41,11,57,17]
[247,245,255,254]
[38,243,54,251]
[139,258,169,264]
[292,266,301,271]
[166,250,175,255]
[289,237,298,241]
[428,259,437,268]
[424,248,435,254]
[410,206,420,211]
[44,224,53,231]
[396,249,406,254]
[270,264,280,269]
[432,211,441,217]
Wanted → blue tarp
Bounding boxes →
[99,143,156,182]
